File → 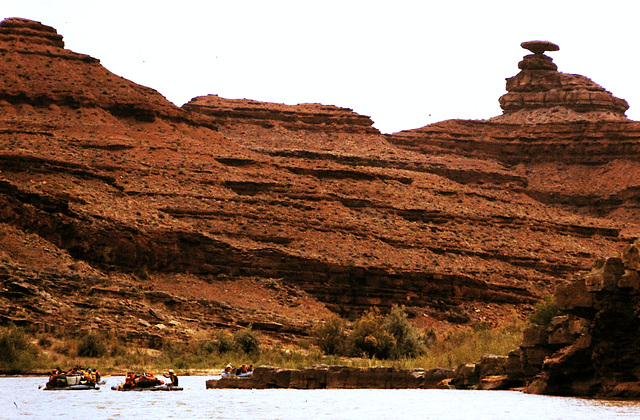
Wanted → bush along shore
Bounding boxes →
[0,304,525,383]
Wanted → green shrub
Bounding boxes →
[529,295,562,326]
[200,330,237,354]
[0,324,39,373]
[109,340,128,357]
[313,317,348,356]
[233,326,260,355]
[383,305,427,358]
[51,339,76,356]
[214,330,237,353]
[349,308,395,359]
[315,306,429,360]
[136,264,149,280]
[77,333,108,358]
[412,318,525,369]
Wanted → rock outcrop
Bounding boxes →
[518,240,640,398]
[205,365,455,389]
[496,40,629,123]
[205,354,523,391]
[184,95,378,134]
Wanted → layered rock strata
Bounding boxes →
[205,354,522,391]
[184,95,378,134]
[0,20,638,346]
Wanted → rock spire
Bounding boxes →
[495,40,629,123]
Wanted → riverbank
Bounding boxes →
[0,318,525,377]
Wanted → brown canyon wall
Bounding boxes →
[1,20,639,343]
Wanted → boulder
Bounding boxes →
[521,40,559,54]
[452,363,479,389]
[621,243,640,270]
[477,375,512,391]
[618,270,640,292]
[504,348,524,382]
[478,354,507,377]
[555,277,593,310]
[521,324,548,348]
[584,257,624,292]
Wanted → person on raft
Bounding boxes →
[164,369,179,387]
[121,372,136,390]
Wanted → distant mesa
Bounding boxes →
[493,40,629,123]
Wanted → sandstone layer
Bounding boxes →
[0,21,638,350]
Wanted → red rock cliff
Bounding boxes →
[0,23,636,346]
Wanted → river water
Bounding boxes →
[1,376,639,419]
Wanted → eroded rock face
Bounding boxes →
[0,17,65,48]
[520,241,640,398]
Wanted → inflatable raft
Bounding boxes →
[43,383,100,390]
[111,385,183,391]
[221,371,253,378]
[41,374,100,390]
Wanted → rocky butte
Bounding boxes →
[1,20,639,395]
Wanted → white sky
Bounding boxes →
[4,0,640,133]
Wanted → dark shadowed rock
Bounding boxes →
[520,242,640,398]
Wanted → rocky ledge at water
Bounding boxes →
[519,240,640,398]
[206,365,455,390]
